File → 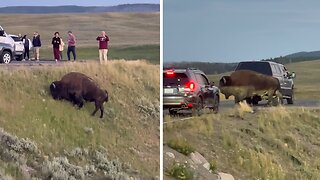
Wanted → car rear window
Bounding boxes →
[235,62,272,75]
[163,72,189,86]
[11,36,21,42]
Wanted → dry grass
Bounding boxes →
[164,107,320,179]
[0,60,160,178]
[0,13,160,48]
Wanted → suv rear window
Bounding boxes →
[10,36,21,42]
[235,62,272,75]
[163,72,189,86]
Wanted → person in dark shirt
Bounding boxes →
[96,31,109,64]
[32,31,41,61]
[52,32,61,62]
[22,35,30,61]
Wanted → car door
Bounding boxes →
[195,73,215,107]
[279,65,293,96]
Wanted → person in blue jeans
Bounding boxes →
[67,31,77,61]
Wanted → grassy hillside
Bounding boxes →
[0,13,160,63]
[0,60,159,179]
[40,45,160,64]
[0,13,159,47]
[164,106,320,179]
[208,60,320,99]
[164,60,320,179]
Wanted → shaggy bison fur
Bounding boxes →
[219,70,282,105]
[50,72,109,118]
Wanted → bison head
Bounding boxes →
[50,81,63,100]
[219,76,232,99]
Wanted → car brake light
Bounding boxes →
[166,69,175,77]
[185,81,196,92]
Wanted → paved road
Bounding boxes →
[0,60,85,67]
[163,99,320,118]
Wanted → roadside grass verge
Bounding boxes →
[29,45,160,64]
[0,60,160,178]
[164,107,320,179]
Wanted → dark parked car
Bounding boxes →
[0,42,14,64]
[235,61,295,104]
[163,68,220,115]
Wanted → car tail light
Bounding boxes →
[185,81,196,92]
[166,69,175,77]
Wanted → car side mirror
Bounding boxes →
[0,30,5,37]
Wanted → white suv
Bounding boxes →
[8,34,25,60]
[0,26,24,61]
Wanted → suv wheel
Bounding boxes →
[192,97,203,116]
[0,51,11,64]
[287,89,294,104]
[169,109,178,116]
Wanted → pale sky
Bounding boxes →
[164,0,320,62]
[0,0,159,7]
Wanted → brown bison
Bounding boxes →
[50,72,109,118]
[219,70,282,105]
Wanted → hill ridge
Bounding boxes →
[0,4,160,14]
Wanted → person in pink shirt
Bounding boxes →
[96,31,109,64]
[67,31,77,61]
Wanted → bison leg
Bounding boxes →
[99,104,104,118]
[91,101,100,117]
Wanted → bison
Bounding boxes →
[219,70,282,105]
[50,72,109,118]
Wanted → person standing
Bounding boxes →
[59,38,65,60]
[67,31,77,61]
[96,31,109,64]
[22,35,30,61]
[32,32,41,61]
[52,32,61,62]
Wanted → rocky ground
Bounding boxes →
[164,146,234,180]
[0,127,146,180]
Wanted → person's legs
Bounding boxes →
[99,49,103,64]
[24,49,27,59]
[103,49,108,63]
[72,46,76,60]
[33,47,37,60]
[35,47,40,61]
[54,48,60,61]
[67,46,71,61]
[26,49,30,60]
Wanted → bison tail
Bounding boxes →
[105,90,109,102]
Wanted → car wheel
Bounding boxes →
[252,96,260,105]
[0,51,11,64]
[192,97,203,116]
[212,95,219,114]
[287,90,294,104]
[169,109,178,116]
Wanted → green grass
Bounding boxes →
[166,139,195,156]
[0,61,160,178]
[164,107,320,179]
[35,45,160,64]
[165,162,193,180]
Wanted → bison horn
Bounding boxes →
[51,82,56,89]
[222,76,227,85]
